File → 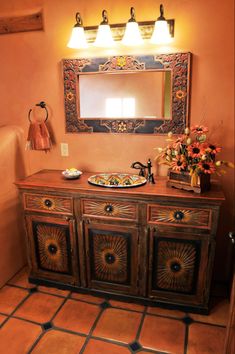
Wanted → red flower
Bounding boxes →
[190,125,209,135]
[207,144,221,154]
[198,161,216,174]
[187,142,205,158]
[171,156,187,171]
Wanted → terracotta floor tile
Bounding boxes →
[187,322,226,354]
[38,285,70,297]
[190,297,230,326]
[14,292,65,323]
[147,305,185,318]
[0,285,28,314]
[71,292,104,304]
[93,308,142,344]
[109,299,145,312]
[83,339,131,354]
[53,299,100,334]
[0,318,41,354]
[139,314,185,354]
[0,314,7,325]
[32,329,85,354]
[7,267,34,289]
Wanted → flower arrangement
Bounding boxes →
[155,125,234,187]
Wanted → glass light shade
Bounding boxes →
[150,20,172,44]
[67,27,88,49]
[122,21,143,46]
[94,24,115,47]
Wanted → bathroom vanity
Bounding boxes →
[16,169,225,313]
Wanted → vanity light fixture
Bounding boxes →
[94,10,115,47]
[67,12,88,49]
[67,4,174,48]
[150,4,172,44]
[121,7,143,46]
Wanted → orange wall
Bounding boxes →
[0,0,234,281]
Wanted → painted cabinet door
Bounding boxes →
[84,222,139,296]
[25,214,79,286]
[148,226,212,310]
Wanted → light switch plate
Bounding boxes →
[60,143,69,156]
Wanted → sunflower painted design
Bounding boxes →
[36,224,69,273]
[155,240,197,293]
[92,233,128,283]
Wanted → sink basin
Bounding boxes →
[88,173,147,188]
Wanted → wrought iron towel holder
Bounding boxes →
[28,101,48,123]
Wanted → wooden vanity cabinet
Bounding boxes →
[16,170,225,313]
[23,192,79,286]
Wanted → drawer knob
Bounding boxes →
[44,199,53,208]
[174,211,184,221]
[48,244,58,255]
[105,204,114,213]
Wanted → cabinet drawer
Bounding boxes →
[82,199,137,221]
[24,193,73,215]
[148,204,211,229]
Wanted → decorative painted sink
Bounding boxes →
[88,173,147,188]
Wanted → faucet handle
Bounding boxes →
[131,161,147,177]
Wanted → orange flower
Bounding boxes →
[187,142,205,158]
[207,144,221,154]
[171,156,187,171]
[190,125,209,135]
[198,161,216,174]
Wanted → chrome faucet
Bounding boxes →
[131,159,155,184]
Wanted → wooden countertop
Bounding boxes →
[15,169,225,203]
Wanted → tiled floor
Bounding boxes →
[0,267,229,354]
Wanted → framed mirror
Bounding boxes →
[63,52,191,134]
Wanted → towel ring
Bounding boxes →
[28,101,48,123]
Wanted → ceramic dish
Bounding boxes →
[88,173,147,188]
[62,169,82,179]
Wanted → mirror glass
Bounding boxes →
[79,71,171,119]
[63,53,191,134]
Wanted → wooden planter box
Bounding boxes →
[167,170,211,193]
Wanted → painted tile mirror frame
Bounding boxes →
[63,52,191,134]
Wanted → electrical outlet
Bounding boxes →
[60,143,69,157]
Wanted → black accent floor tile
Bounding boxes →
[29,287,38,294]
[182,316,194,325]
[129,341,142,351]
[100,301,111,310]
[42,321,53,331]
